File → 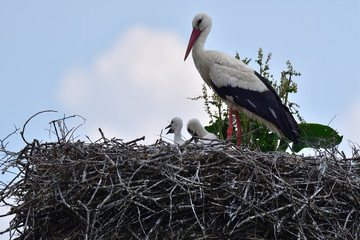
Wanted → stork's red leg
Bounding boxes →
[234,110,242,147]
[227,108,233,141]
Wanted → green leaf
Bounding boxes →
[292,123,343,152]
[286,88,295,93]
[205,117,228,141]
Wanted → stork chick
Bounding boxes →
[165,117,185,145]
[187,118,217,140]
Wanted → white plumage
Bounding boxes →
[187,118,217,140]
[165,117,185,145]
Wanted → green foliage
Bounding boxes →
[193,48,342,152]
[293,123,343,152]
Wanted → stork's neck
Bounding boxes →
[174,128,183,143]
[191,26,212,85]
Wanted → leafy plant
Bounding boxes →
[293,123,343,152]
[192,48,342,152]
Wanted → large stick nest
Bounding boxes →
[1,135,360,239]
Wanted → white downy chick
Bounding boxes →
[187,118,217,140]
[165,117,185,145]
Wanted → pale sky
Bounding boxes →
[0,1,359,237]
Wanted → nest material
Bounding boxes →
[1,137,360,239]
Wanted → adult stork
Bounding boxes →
[184,13,300,146]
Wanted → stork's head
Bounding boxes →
[192,13,212,32]
[184,13,212,61]
[165,117,183,134]
[187,118,202,137]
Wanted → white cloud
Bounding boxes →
[57,26,210,144]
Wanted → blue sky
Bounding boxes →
[0,0,359,236]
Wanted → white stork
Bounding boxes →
[187,118,217,140]
[165,117,185,145]
[184,13,300,146]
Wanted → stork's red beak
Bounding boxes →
[184,27,201,61]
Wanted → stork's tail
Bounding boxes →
[281,105,301,144]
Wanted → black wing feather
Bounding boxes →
[211,71,300,142]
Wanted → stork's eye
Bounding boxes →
[197,18,203,27]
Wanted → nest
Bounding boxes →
[1,134,360,239]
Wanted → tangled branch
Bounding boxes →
[1,134,359,239]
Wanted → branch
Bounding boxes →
[20,110,57,145]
